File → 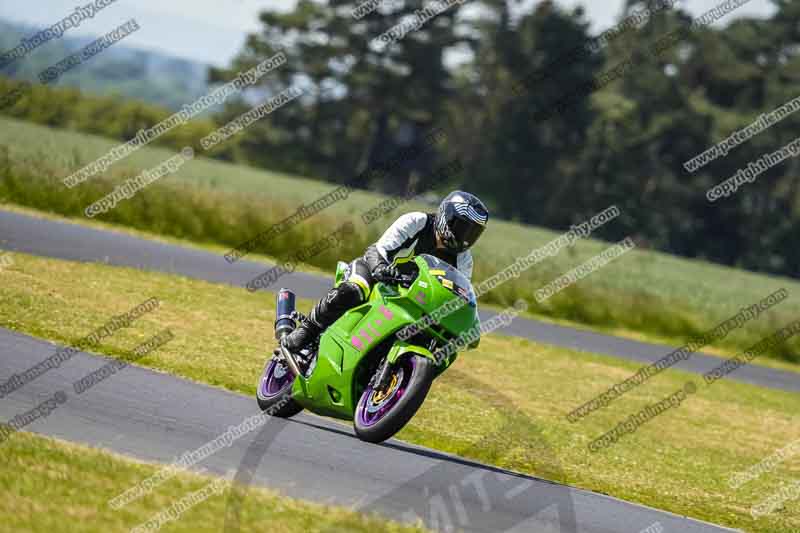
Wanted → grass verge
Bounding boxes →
[0,431,427,533]
[0,252,798,532]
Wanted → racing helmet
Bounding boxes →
[434,191,489,253]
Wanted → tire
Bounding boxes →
[256,358,304,418]
[353,354,435,443]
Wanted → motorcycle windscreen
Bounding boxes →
[419,254,477,308]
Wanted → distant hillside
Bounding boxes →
[0,18,209,110]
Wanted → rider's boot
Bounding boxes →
[279,282,364,356]
[275,315,321,377]
[281,316,322,354]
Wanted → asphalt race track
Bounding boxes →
[1,208,797,394]
[0,208,759,531]
[0,328,737,532]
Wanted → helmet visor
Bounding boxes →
[448,215,486,251]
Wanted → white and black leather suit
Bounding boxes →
[302,211,473,336]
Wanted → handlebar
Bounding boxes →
[374,272,415,288]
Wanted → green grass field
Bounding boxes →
[1,251,798,533]
[0,432,427,533]
[2,115,800,367]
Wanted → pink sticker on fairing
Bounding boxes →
[351,336,364,351]
[359,329,374,344]
[352,306,394,351]
[415,291,426,305]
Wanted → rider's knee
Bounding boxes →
[337,281,366,306]
[346,259,373,299]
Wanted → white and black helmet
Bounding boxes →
[435,191,489,253]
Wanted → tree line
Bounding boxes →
[2,0,798,278]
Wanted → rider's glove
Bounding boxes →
[372,263,400,282]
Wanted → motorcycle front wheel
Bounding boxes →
[353,354,435,443]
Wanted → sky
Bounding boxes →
[0,0,776,67]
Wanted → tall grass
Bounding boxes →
[1,117,799,364]
[0,145,379,267]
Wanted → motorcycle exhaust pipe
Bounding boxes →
[274,288,303,379]
[274,288,296,340]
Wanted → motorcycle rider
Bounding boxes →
[280,190,489,355]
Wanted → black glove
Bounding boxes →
[373,263,400,282]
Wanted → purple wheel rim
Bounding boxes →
[356,357,416,427]
[259,359,294,399]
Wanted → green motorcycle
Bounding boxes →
[256,253,479,443]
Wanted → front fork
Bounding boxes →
[372,334,437,391]
[372,358,394,391]
[373,339,441,391]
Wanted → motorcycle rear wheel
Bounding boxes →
[256,357,304,417]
